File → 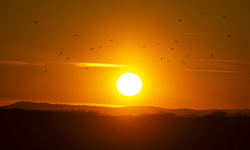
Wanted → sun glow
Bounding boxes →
[116,73,142,96]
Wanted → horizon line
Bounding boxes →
[1,101,250,110]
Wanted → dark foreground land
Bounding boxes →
[1,109,250,150]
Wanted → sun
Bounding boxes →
[116,73,142,96]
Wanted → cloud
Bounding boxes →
[184,32,226,35]
[195,59,250,65]
[0,60,29,65]
[204,63,230,68]
[178,59,250,73]
[61,62,125,68]
[200,70,241,73]
[0,60,44,66]
[177,68,244,73]
[30,62,45,66]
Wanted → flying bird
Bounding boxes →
[211,54,214,57]
[34,21,39,23]
[67,57,70,59]
[222,16,226,19]
[227,35,231,37]
[44,70,47,72]
[73,34,78,36]
[179,19,182,22]
[167,60,170,63]
[99,46,102,49]
[143,45,146,48]
[183,63,186,65]
[171,47,174,50]
[161,58,163,60]
[110,39,114,42]
[157,43,160,45]
[59,52,62,55]
[197,68,200,70]
[185,55,189,57]
[201,13,204,15]
[90,47,94,51]
[85,67,88,70]
[175,40,178,42]
[181,60,184,63]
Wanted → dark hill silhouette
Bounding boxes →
[1,108,250,150]
[2,101,250,116]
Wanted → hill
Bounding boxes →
[1,101,250,116]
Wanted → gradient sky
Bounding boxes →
[1,0,250,109]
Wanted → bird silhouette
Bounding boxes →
[211,54,214,57]
[90,47,94,51]
[73,34,78,36]
[85,67,88,70]
[175,40,178,42]
[185,55,189,57]
[197,68,200,70]
[59,52,62,55]
[171,47,174,50]
[201,13,204,15]
[110,39,113,42]
[34,21,39,24]
[222,16,226,19]
[167,60,170,63]
[181,60,184,63]
[179,19,182,22]
[99,46,102,49]
[157,43,160,45]
[67,57,70,59]
[44,70,47,72]
[161,58,163,60]
[143,45,146,48]
[183,63,186,65]
[227,35,231,37]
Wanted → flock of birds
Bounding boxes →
[148,13,230,70]
[41,36,115,72]
[37,12,231,73]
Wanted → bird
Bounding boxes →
[196,68,200,70]
[185,55,189,57]
[175,40,178,42]
[201,13,204,15]
[179,19,182,22]
[171,47,174,50]
[90,47,94,51]
[211,54,214,57]
[222,16,226,19]
[110,39,114,42]
[161,58,163,60]
[183,63,186,65]
[34,21,39,23]
[85,67,88,70]
[181,60,184,63]
[227,35,231,37]
[73,34,78,36]
[157,43,160,45]
[167,60,170,63]
[143,45,146,48]
[67,57,70,59]
[99,46,102,49]
[44,70,47,72]
[59,52,62,55]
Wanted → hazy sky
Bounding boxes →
[1,0,250,109]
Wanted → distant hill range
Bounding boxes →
[1,101,250,116]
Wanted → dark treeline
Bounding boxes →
[1,109,250,150]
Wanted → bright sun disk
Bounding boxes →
[116,73,142,96]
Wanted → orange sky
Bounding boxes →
[1,0,250,109]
